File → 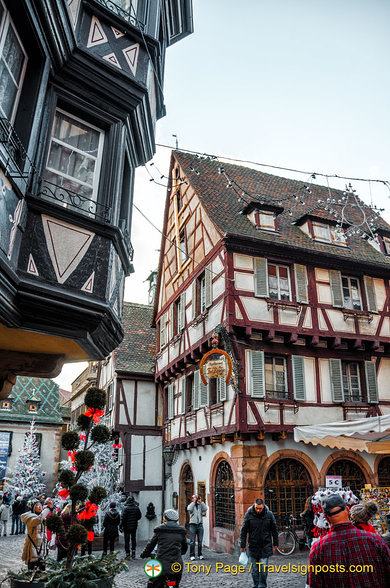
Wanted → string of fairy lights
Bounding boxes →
[140,146,390,243]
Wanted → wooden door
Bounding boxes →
[179,464,194,530]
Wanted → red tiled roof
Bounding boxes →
[113,302,155,374]
[173,151,390,267]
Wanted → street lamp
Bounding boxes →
[163,445,176,466]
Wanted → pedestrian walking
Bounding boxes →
[300,496,315,547]
[350,500,379,533]
[240,498,279,588]
[120,496,141,559]
[140,509,187,588]
[103,501,121,554]
[11,495,23,535]
[0,500,11,536]
[21,501,45,570]
[187,493,208,560]
[309,494,390,588]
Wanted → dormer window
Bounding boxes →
[383,236,390,255]
[242,203,281,232]
[1,398,13,410]
[256,210,276,231]
[312,222,347,246]
[26,396,40,413]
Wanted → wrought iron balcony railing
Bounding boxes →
[0,117,35,187]
[93,0,145,29]
[38,179,112,223]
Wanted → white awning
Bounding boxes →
[294,414,390,454]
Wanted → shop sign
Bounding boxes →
[326,475,342,489]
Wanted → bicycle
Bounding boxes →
[276,515,306,556]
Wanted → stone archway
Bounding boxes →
[326,460,366,495]
[179,462,194,530]
[377,456,390,486]
[264,458,313,527]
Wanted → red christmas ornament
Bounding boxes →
[42,473,45,476]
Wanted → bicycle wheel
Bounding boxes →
[276,531,296,556]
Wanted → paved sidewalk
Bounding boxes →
[0,534,308,587]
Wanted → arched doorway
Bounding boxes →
[326,460,366,495]
[179,464,194,530]
[378,457,390,486]
[214,460,235,530]
[265,458,312,527]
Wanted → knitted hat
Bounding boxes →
[164,509,179,521]
[323,494,346,516]
[350,501,379,524]
[126,496,135,504]
[109,501,116,508]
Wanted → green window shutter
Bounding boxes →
[168,383,174,419]
[294,264,308,304]
[329,270,344,308]
[364,276,377,313]
[365,361,379,404]
[191,280,197,319]
[217,377,227,402]
[254,257,268,298]
[180,377,186,414]
[193,370,200,410]
[292,355,306,401]
[329,359,344,402]
[200,378,209,407]
[205,263,213,308]
[180,293,186,330]
[249,350,265,398]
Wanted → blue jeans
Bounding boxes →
[11,514,21,534]
[189,523,204,557]
[249,556,269,588]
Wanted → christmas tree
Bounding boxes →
[5,418,46,498]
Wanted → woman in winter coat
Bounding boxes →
[350,501,379,533]
[300,496,315,547]
[56,503,72,562]
[0,500,11,536]
[21,501,45,570]
[103,501,121,554]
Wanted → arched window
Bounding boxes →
[265,459,312,527]
[326,460,366,495]
[378,457,390,486]
[215,460,235,530]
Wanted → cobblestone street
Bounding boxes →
[0,534,309,587]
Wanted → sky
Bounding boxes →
[55,0,390,390]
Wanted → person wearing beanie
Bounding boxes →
[309,494,390,588]
[120,495,141,559]
[102,501,121,555]
[141,509,187,588]
[350,501,379,533]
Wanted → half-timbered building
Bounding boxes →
[96,301,162,540]
[0,0,192,399]
[154,150,390,553]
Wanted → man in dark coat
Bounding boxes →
[141,509,187,588]
[240,499,278,588]
[102,501,121,554]
[120,496,142,559]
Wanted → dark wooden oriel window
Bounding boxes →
[326,460,366,495]
[215,460,235,530]
[378,457,390,486]
[265,459,312,527]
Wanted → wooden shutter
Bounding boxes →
[200,378,209,407]
[249,350,265,398]
[180,377,186,414]
[364,276,377,313]
[294,264,308,304]
[169,305,174,339]
[217,377,227,402]
[329,270,344,308]
[193,370,200,410]
[205,263,213,308]
[180,292,186,330]
[160,314,166,348]
[292,355,306,401]
[191,280,197,319]
[365,361,379,403]
[329,359,344,402]
[167,383,174,419]
[254,257,268,298]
